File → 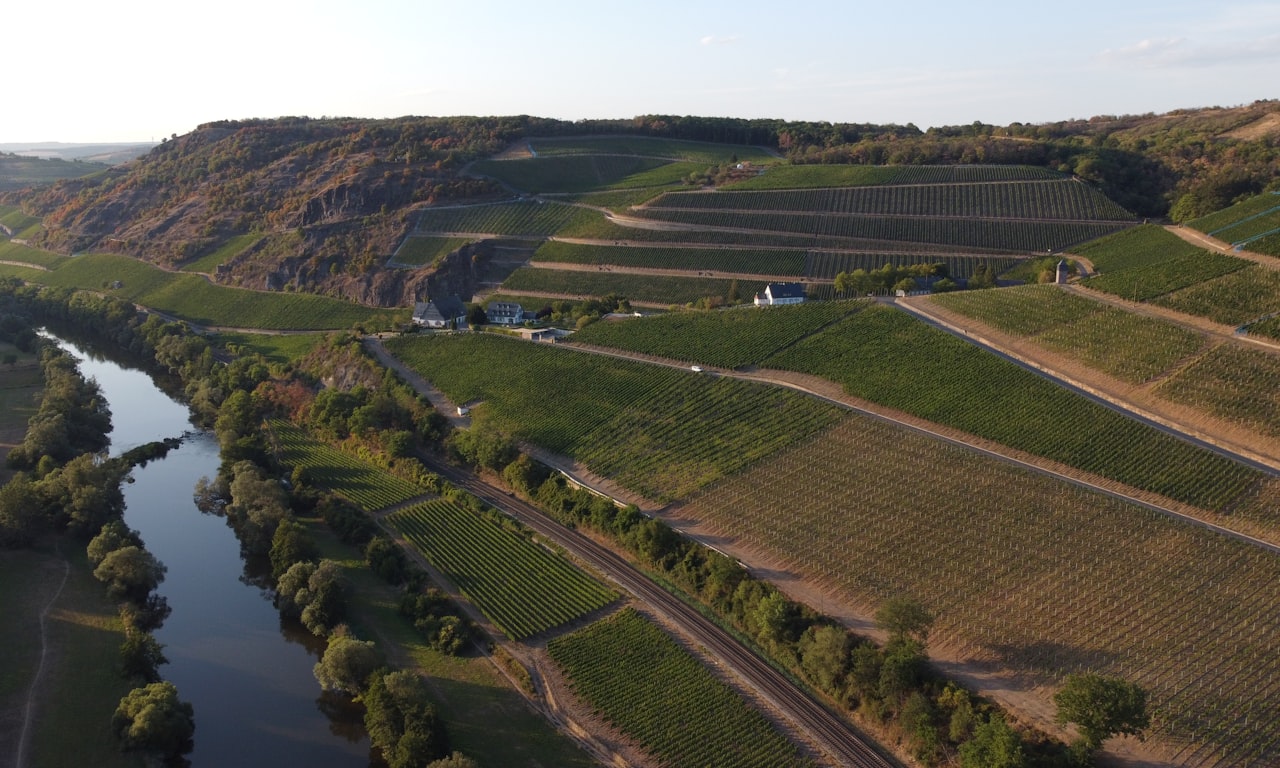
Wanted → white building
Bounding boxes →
[754,282,806,306]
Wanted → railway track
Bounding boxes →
[420,455,898,768]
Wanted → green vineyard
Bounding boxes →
[647,179,1134,221]
[547,609,814,768]
[388,499,615,640]
[629,207,1129,252]
[682,416,1280,767]
[271,422,425,510]
[383,333,844,502]
[500,267,766,306]
[571,300,867,369]
[764,304,1265,510]
[414,200,599,237]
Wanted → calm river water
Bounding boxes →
[56,336,368,767]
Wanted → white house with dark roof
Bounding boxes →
[754,282,806,306]
[412,296,467,328]
[486,301,525,325]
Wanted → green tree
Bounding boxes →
[364,670,449,768]
[875,595,934,646]
[94,546,166,602]
[1054,673,1149,753]
[799,624,850,693]
[119,631,168,682]
[111,681,195,759]
[313,633,383,696]
[959,713,1026,768]
[87,519,142,566]
[270,518,319,579]
[276,559,347,636]
[0,474,44,547]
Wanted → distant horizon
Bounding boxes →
[8,0,1279,145]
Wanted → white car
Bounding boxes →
[690,365,703,373]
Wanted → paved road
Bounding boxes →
[417,454,899,768]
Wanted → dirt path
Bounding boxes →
[14,551,69,768]
[1165,223,1280,269]
[0,260,48,272]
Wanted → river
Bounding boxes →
[56,336,369,767]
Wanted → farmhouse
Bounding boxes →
[486,301,525,325]
[412,296,467,328]
[754,282,806,306]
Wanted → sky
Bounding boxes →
[5,0,1279,143]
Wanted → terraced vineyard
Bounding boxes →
[571,300,867,369]
[0,240,65,268]
[414,200,598,237]
[469,155,701,194]
[388,500,615,640]
[628,208,1128,252]
[501,267,766,306]
[764,304,1264,510]
[681,415,1280,768]
[1188,193,1280,236]
[383,333,844,501]
[391,235,473,267]
[724,163,1061,190]
[533,241,808,276]
[647,180,1134,220]
[547,608,814,768]
[525,136,776,164]
[180,233,262,273]
[271,422,425,510]
[804,250,1017,281]
[1188,192,1280,246]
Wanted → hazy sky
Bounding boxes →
[6,0,1278,143]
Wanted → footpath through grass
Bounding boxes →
[0,543,142,768]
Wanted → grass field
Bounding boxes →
[0,544,142,768]
[0,205,41,235]
[764,304,1264,511]
[212,331,328,363]
[0,156,109,191]
[681,414,1280,767]
[384,333,844,502]
[307,520,599,767]
[547,608,814,768]
[179,234,262,273]
[501,266,767,306]
[28,253,405,330]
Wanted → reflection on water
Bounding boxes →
[53,335,367,767]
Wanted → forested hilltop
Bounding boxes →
[3,102,1277,306]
